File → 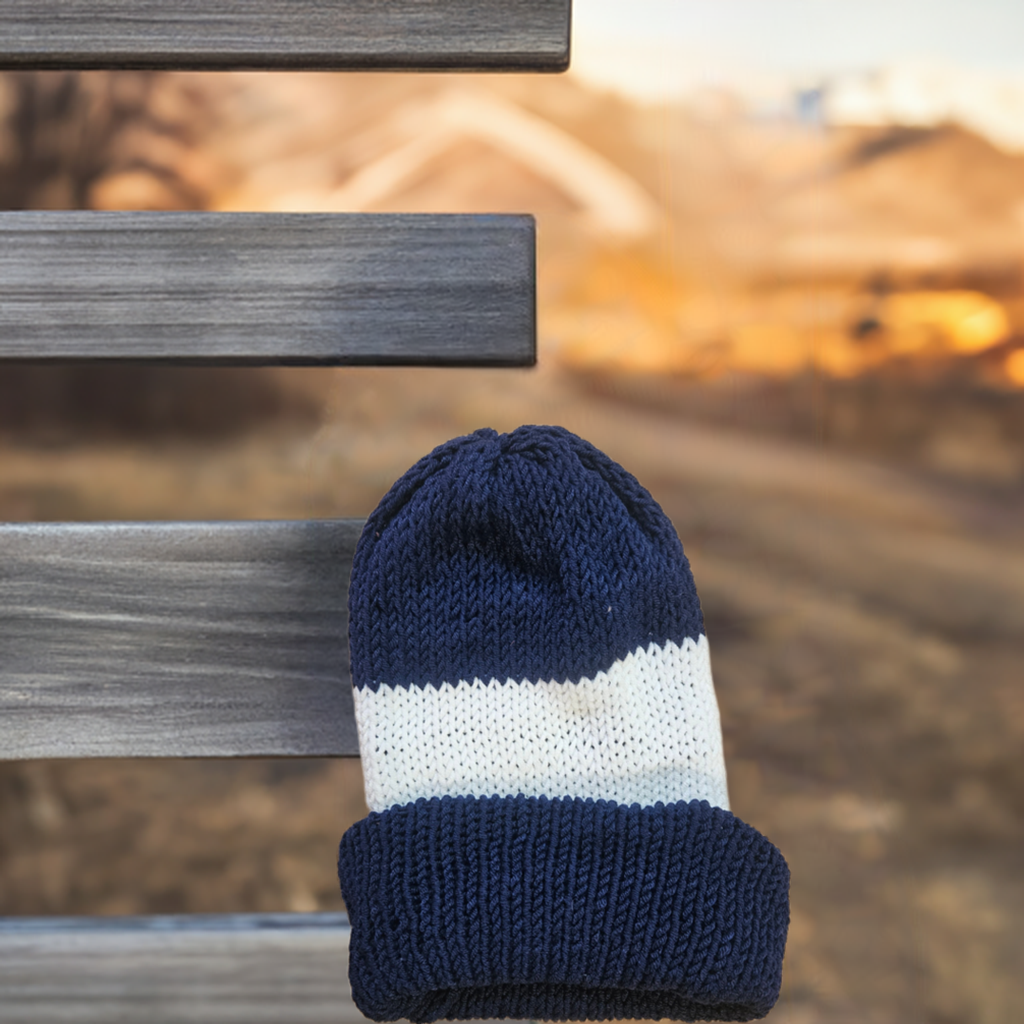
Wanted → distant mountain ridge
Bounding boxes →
[818,62,1024,155]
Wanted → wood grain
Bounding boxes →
[0,914,360,1024]
[0,520,362,759]
[0,0,571,71]
[0,212,536,365]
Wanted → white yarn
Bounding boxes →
[355,635,730,813]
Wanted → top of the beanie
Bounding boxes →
[348,425,704,691]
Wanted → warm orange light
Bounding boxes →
[883,291,1010,355]
[729,323,807,377]
[1005,349,1024,387]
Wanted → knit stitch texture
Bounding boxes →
[338,426,789,1021]
[348,425,703,691]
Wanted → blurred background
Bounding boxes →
[1,2,1023,1022]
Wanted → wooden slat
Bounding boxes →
[0,521,362,759]
[0,0,571,71]
[0,913,360,1024]
[0,212,536,365]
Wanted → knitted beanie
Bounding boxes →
[338,425,789,1023]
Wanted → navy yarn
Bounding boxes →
[348,425,704,691]
[338,796,790,1023]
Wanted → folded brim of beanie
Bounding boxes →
[338,794,790,1024]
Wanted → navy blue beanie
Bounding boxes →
[338,425,789,1022]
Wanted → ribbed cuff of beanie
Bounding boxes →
[338,795,789,1023]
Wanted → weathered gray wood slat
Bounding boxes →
[0,0,571,71]
[0,914,360,1024]
[0,212,535,365]
[0,521,362,759]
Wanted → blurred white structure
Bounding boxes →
[271,89,659,241]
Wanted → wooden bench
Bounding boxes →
[0,0,571,71]
[0,2,567,1017]
[0,212,535,364]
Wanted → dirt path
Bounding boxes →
[1,364,1021,1024]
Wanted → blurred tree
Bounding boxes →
[0,71,320,441]
[0,71,203,210]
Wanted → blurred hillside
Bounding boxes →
[2,70,1023,480]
